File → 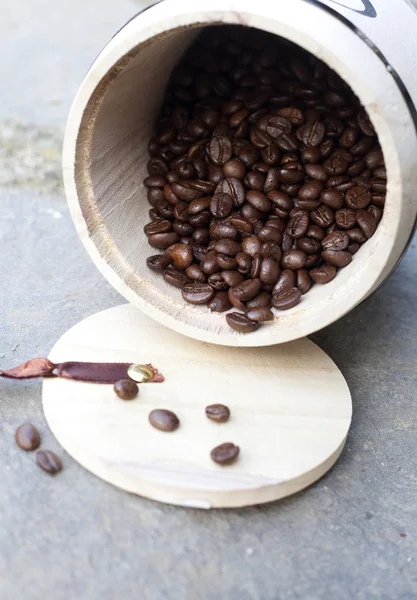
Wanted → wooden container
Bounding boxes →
[63,0,417,347]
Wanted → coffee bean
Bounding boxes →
[214,239,241,257]
[345,185,372,210]
[15,423,40,451]
[147,253,171,274]
[304,163,328,182]
[36,450,62,474]
[246,306,274,322]
[114,379,139,400]
[347,228,367,243]
[223,158,246,179]
[215,177,246,207]
[223,270,244,287]
[163,268,191,288]
[299,180,324,201]
[211,442,240,465]
[209,291,232,312]
[210,193,233,218]
[320,189,344,210]
[226,312,259,333]
[272,286,302,310]
[251,254,262,279]
[205,404,231,423]
[309,264,337,283]
[148,232,180,249]
[233,278,262,301]
[321,231,349,251]
[188,196,212,215]
[246,190,272,212]
[322,250,352,267]
[144,219,172,236]
[241,236,262,257]
[246,291,272,310]
[208,136,233,165]
[287,212,309,238]
[169,243,194,270]
[311,205,334,228]
[260,256,280,285]
[229,215,253,235]
[297,121,325,146]
[356,209,376,238]
[216,253,237,270]
[296,269,312,294]
[172,181,203,202]
[149,409,180,432]
[335,208,357,230]
[281,250,307,270]
[182,283,214,304]
[185,264,206,282]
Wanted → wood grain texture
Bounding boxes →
[42,304,352,508]
[62,0,417,346]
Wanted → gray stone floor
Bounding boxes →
[1,1,416,598]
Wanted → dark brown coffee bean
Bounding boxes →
[260,256,280,285]
[245,190,271,213]
[211,442,240,465]
[216,254,236,270]
[299,180,324,201]
[114,379,139,400]
[208,164,225,183]
[281,250,307,270]
[172,202,189,222]
[278,161,305,184]
[320,189,344,210]
[182,283,214,304]
[144,175,166,188]
[356,209,376,238]
[148,232,180,249]
[214,239,241,257]
[229,215,253,235]
[185,264,206,283]
[286,211,309,238]
[251,253,262,279]
[322,231,350,251]
[226,312,259,333]
[223,158,246,179]
[335,208,357,230]
[144,219,173,236]
[309,264,337,284]
[205,404,231,423]
[188,196,212,215]
[368,205,383,223]
[272,286,302,310]
[242,236,262,257]
[347,228,367,243]
[246,291,271,309]
[210,220,239,241]
[149,409,179,432]
[347,242,360,255]
[311,205,334,228]
[172,181,203,202]
[163,268,191,288]
[357,110,375,136]
[201,252,221,275]
[147,253,171,274]
[244,170,266,191]
[351,136,374,156]
[233,278,262,301]
[261,242,282,263]
[36,450,62,475]
[208,273,228,291]
[246,307,274,322]
[208,291,232,312]
[208,136,233,165]
[301,146,321,163]
[235,252,252,275]
[273,269,297,296]
[215,177,246,207]
[306,224,325,241]
[296,269,312,294]
[15,423,41,451]
[345,185,372,210]
[297,121,325,146]
[223,270,244,287]
[192,227,210,245]
[168,243,193,270]
[322,250,352,268]
[210,193,233,218]
[297,237,321,254]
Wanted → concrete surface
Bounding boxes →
[1,1,416,599]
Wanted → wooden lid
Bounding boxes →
[42,304,352,508]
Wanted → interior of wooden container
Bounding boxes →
[76,23,389,345]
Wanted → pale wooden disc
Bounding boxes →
[42,304,352,508]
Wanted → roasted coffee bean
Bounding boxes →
[246,190,272,212]
[173,202,189,222]
[149,409,179,432]
[281,250,307,270]
[261,242,282,262]
[223,158,246,179]
[205,404,231,423]
[163,268,191,288]
[311,205,334,228]
[210,220,239,240]
[247,291,272,309]
[306,224,325,241]
[169,243,193,270]
[296,269,312,294]
[235,252,252,275]
[345,185,371,210]
[233,278,262,301]
[208,136,233,165]
[222,271,244,287]
[278,161,305,184]
[246,307,274,322]
[297,121,325,146]
[356,209,376,238]
[173,221,194,236]
[242,236,262,257]
[273,269,297,295]
[208,273,228,291]
[15,423,41,451]
[211,442,240,465]
[147,253,171,274]
[216,254,237,270]
[322,231,350,251]
[299,180,324,201]
[215,177,246,207]
[272,286,302,310]
[368,205,383,223]
[114,379,139,400]
[259,256,280,285]
[251,253,262,279]
[305,163,328,182]
[193,227,210,245]
[244,170,266,191]
[301,146,322,163]
[189,211,211,228]
[309,264,337,284]
[201,251,221,274]
[226,312,259,333]
[297,237,321,254]
[208,164,225,183]
[347,228,367,243]
[335,208,357,230]
[348,242,360,255]
[258,226,282,244]
[322,250,352,267]
[36,450,62,475]
[172,181,203,202]
[320,189,344,210]
[148,232,180,249]
[185,264,207,282]
[210,193,233,218]
[214,239,241,256]
[182,283,214,304]
[188,196,212,215]
[287,212,309,238]
[209,291,232,312]
[229,215,253,235]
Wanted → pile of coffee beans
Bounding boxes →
[143,26,385,333]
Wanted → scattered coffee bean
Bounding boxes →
[143,27,385,333]
[211,442,240,466]
[36,450,62,475]
[205,404,231,423]
[15,423,41,451]
[114,379,139,400]
[149,409,180,432]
